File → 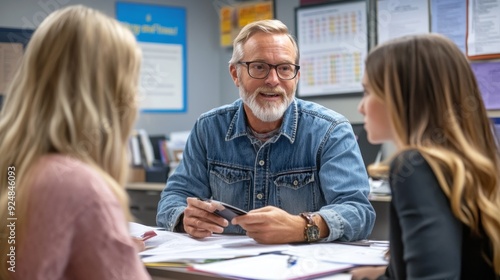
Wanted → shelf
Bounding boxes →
[368,194,391,202]
[126,182,165,191]
[488,110,500,118]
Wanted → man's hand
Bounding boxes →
[232,206,305,244]
[183,197,229,238]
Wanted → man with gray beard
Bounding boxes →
[157,19,375,244]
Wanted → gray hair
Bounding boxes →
[228,19,300,66]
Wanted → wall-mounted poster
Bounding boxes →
[219,0,274,47]
[295,0,368,97]
[376,0,430,45]
[471,61,500,110]
[116,2,187,113]
[466,0,500,60]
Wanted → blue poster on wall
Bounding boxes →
[116,2,187,113]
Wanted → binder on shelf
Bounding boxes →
[158,139,171,165]
[137,129,155,168]
[148,134,169,165]
[129,131,171,183]
[129,132,143,167]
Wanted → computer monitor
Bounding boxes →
[351,123,382,169]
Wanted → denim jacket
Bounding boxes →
[157,98,375,242]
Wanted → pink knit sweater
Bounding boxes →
[11,154,150,280]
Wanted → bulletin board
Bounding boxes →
[295,0,369,97]
[374,0,500,111]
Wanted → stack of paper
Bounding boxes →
[130,222,293,265]
[190,254,353,280]
[129,222,389,278]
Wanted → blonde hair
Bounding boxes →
[0,5,141,278]
[366,34,500,274]
[228,19,300,66]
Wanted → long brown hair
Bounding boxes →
[366,34,500,273]
[0,5,142,278]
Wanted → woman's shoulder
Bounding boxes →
[389,149,436,187]
[390,149,428,171]
[30,154,112,203]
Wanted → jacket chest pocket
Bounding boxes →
[209,165,252,202]
[274,172,315,190]
[273,171,318,212]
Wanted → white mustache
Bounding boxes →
[256,87,285,95]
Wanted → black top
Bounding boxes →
[380,150,496,280]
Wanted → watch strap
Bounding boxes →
[300,212,315,226]
[300,212,319,242]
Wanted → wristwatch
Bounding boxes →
[300,212,320,242]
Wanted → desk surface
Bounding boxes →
[147,266,352,280]
[135,223,386,280]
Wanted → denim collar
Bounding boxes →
[225,98,298,144]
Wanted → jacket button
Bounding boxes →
[256,193,264,200]
[259,160,265,166]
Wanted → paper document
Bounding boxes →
[129,222,160,236]
[467,0,500,58]
[377,0,430,44]
[130,222,388,269]
[129,222,292,263]
[284,243,389,266]
[141,234,293,263]
[190,254,353,280]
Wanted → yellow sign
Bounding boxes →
[220,1,274,47]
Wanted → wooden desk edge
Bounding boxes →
[126,182,165,191]
[147,266,229,280]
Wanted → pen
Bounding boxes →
[287,255,298,268]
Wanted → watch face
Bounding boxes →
[306,225,320,241]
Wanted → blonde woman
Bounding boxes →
[353,34,500,279]
[0,5,150,280]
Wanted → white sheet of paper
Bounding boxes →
[377,0,430,44]
[129,222,293,263]
[191,254,353,280]
[284,243,389,266]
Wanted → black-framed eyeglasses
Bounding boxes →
[237,61,300,80]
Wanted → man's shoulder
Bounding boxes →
[198,99,241,120]
[295,98,347,123]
